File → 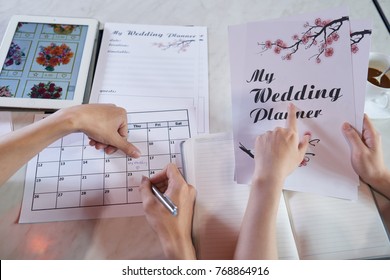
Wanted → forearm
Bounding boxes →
[0,109,75,186]
[234,178,282,260]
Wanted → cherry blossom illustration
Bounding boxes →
[153,39,195,53]
[239,138,320,167]
[257,16,349,63]
[350,29,371,54]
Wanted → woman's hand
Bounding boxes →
[234,103,310,260]
[342,114,390,199]
[58,104,141,157]
[252,103,311,188]
[139,163,197,259]
[0,103,140,186]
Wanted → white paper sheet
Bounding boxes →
[19,108,196,223]
[90,23,209,133]
[285,184,390,259]
[0,111,12,136]
[272,10,372,132]
[350,20,372,132]
[229,8,360,200]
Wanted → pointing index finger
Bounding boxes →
[286,103,298,131]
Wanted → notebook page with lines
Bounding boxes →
[182,132,390,259]
[89,23,209,134]
[284,183,390,259]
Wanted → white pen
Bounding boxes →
[151,185,178,216]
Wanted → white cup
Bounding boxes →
[366,52,390,109]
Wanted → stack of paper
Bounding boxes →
[229,7,372,200]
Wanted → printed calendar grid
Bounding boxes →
[31,109,191,211]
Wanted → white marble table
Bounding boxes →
[0,0,389,259]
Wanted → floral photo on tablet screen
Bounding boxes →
[0,86,13,97]
[35,43,74,71]
[4,41,25,67]
[50,24,77,35]
[28,82,62,99]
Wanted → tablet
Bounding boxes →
[0,15,99,110]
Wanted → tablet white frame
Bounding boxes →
[0,15,99,110]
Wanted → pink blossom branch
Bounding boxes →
[257,16,349,62]
[350,29,372,45]
[155,39,195,52]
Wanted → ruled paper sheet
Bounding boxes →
[285,183,390,259]
[184,133,390,259]
[90,23,209,133]
[184,133,299,259]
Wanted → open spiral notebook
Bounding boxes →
[182,133,390,260]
